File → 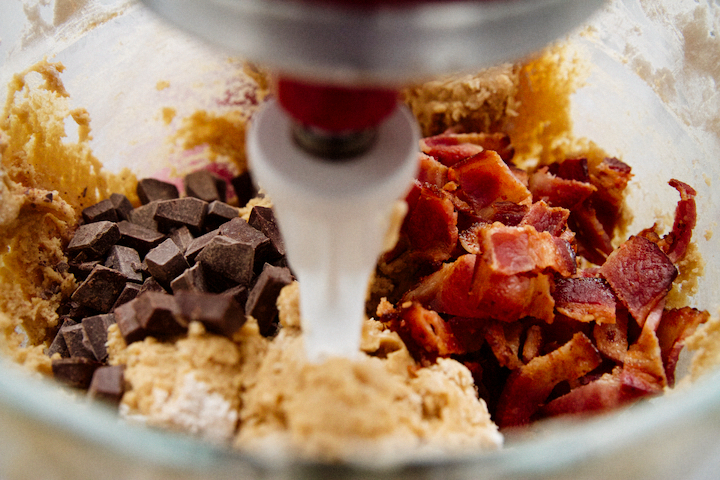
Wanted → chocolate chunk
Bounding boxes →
[52,357,99,389]
[175,291,246,337]
[128,202,160,231]
[171,263,208,293]
[68,260,101,281]
[145,239,190,288]
[222,284,248,308]
[137,178,179,204]
[218,217,272,271]
[82,199,118,224]
[154,197,208,234]
[185,230,220,263]
[112,282,142,309]
[133,292,186,337]
[110,193,134,220]
[88,365,125,403]
[197,235,254,286]
[169,226,194,253]
[205,201,239,231]
[104,245,143,283]
[114,300,145,344]
[47,318,77,358]
[246,264,293,337]
[230,171,257,207]
[248,206,286,258]
[139,277,166,295]
[117,220,165,255]
[81,314,116,362]
[184,170,227,203]
[61,323,95,359]
[67,221,120,259]
[71,265,127,312]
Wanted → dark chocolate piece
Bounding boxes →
[68,260,101,281]
[138,277,166,295]
[88,365,125,403]
[184,170,227,203]
[218,217,272,272]
[246,264,293,337]
[145,239,190,288]
[174,291,246,337]
[71,265,127,312]
[60,323,95,359]
[204,201,239,231]
[230,171,257,207]
[110,193,134,220]
[104,245,143,283]
[67,221,120,259]
[222,284,248,308]
[184,230,220,263]
[81,313,116,362]
[133,292,186,337]
[136,178,179,205]
[117,220,165,255]
[171,263,208,293]
[47,318,77,358]
[128,201,161,231]
[169,226,194,254]
[248,206,286,258]
[196,235,254,286]
[52,357,99,389]
[82,199,118,224]
[112,282,142,309]
[154,197,208,234]
[114,300,144,344]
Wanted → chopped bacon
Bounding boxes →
[593,310,628,363]
[401,183,458,262]
[569,203,614,265]
[448,150,532,214]
[659,179,697,263]
[390,302,464,357]
[588,157,633,233]
[421,132,514,166]
[446,316,486,353]
[600,235,677,326]
[490,202,529,226]
[484,320,524,370]
[522,324,543,363]
[495,332,602,428]
[528,166,596,210]
[473,268,556,324]
[620,301,667,394]
[656,307,709,386]
[416,153,449,188]
[548,157,590,182]
[553,277,616,324]
[519,201,570,237]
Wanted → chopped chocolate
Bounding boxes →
[184,170,227,203]
[110,193,134,220]
[169,226,194,253]
[71,265,127,313]
[82,199,119,224]
[154,197,208,234]
[185,230,220,263]
[137,178,179,204]
[171,263,208,293]
[218,217,272,271]
[52,357,99,389]
[88,365,125,403]
[117,220,165,255]
[248,205,286,258]
[205,200,239,231]
[112,282,142,309]
[128,202,160,231]
[230,171,257,207]
[67,221,120,259]
[133,292,186,337]
[138,277,167,295]
[60,323,95,359]
[246,264,293,337]
[68,260,101,281]
[81,314,116,362]
[46,318,77,358]
[145,239,190,288]
[196,235,254,286]
[175,291,246,337]
[104,245,143,283]
[114,300,145,344]
[223,284,249,308]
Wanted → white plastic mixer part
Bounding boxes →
[247,100,419,361]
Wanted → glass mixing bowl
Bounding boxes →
[1,1,719,479]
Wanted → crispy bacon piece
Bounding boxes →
[402,183,458,262]
[529,166,597,210]
[588,157,633,234]
[519,201,570,237]
[495,332,602,428]
[421,132,514,166]
[620,301,668,394]
[484,320,524,370]
[448,150,532,214]
[390,302,464,357]
[553,277,616,324]
[549,157,590,182]
[416,153,449,189]
[522,324,543,363]
[600,235,677,327]
[569,203,614,265]
[656,307,709,386]
[593,310,628,363]
[659,179,697,263]
[474,271,555,324]
[491,202,529,226]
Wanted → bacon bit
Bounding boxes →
[529,167,597,210]
[588,157,633,233]
[659,179,697,263]
[449,150,532,214]
[490,201,529,226]
[593,309,628,363]
[393,302,464,356]
[600,236,677,327]
[401,184,458,262]
[522,324,543,363]
[549,157,590,182]
[446,316,486,353]
[416,153,449,188]
[519,201,570,236]
[620,301,668,394]
[656,307,709,386]
[484,320,524,370]
[420,135,485,167]
[554,277,616,324]
[570,202,614,265]
[495,332,602,428]
[458,223,485,255]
